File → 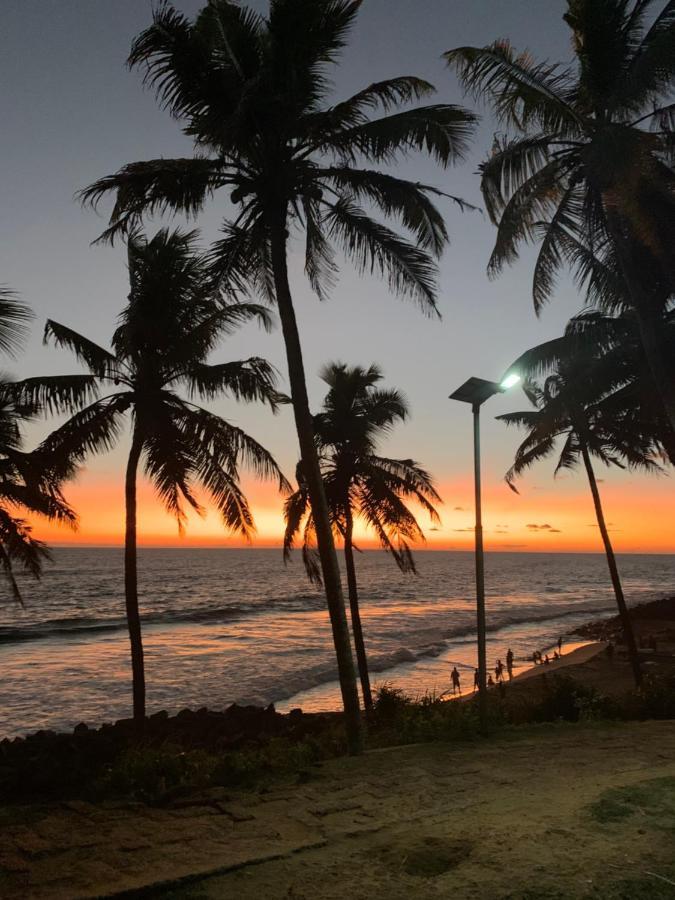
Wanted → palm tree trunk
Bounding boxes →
[125,421,146,720]
[267,211,363,754]
[580,444,642,687]
[605,214,675,432]
[343,508,373,712]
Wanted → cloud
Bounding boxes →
[429,527,441,532]
[453,506,466,511]
[452,527,474,533]
[494,529,509,534]
[526,523,562,533]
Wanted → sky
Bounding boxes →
[0,0,672,553]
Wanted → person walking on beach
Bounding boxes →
[495,659,505,682]
[558,636,563,656]
[451,666,461,696]
[506,649,514,680]
[474,668,479,691]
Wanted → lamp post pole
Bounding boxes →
[472,402,487,732]
[449,374,520,736]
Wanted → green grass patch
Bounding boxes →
[589,776,675,829]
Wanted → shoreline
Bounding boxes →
[3,594,674,741]
[442,640,604,702]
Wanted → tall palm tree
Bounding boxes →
[446,0,675,428]
[0,290,76,602]
[79,0,476,751]
[283,363,441,710]
[13,229,288,720]
[499,362,663,686]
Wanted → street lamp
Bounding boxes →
[449,373,520,733]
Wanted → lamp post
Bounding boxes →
[449,373,520,734]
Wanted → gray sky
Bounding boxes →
[1,1,669,549]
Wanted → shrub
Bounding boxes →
[530,675,615,723]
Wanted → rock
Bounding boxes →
[74,722,89,735]
[289,708,304,721]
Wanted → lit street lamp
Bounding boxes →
[449,373,520,733]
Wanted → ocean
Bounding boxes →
[1,548,673,738]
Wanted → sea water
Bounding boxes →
[1,548,673,736]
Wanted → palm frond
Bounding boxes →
[0,289,33,358]
[10,375,102,417]
[44,321,119,379]
[177,403,291,493]
[187,357,280,408]
[323,104,477,166]
[39,395,129,464]
[445,42,580,134]
[302,197,338,301]
[325,198,439,315]
[78,158,224,243]
[304,76,436,136]
[141,411,203,531]
[318,167,459,255]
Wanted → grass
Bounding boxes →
[589,775,675,828]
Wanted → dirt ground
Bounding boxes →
[153,720,675,900]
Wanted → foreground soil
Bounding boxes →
[3,720,675,899]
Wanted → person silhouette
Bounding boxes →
[557,636,563,656]
[451,666,461,696]
[506,648,514,680]
[473,668,479,691]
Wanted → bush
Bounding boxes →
[370,684,504,745]
[632,674,675,720]
[96,746,217,803]
[529,675,616,723]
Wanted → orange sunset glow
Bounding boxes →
[31,472,674,554]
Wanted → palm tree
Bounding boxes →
[79,0,476,751]
[499,361,663,686]
[0,290,76,602]
[13,229,288,720]
[0,382,77,604]
[283,363,441,710]
[446,0,675,429]
[507,305,675,463]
